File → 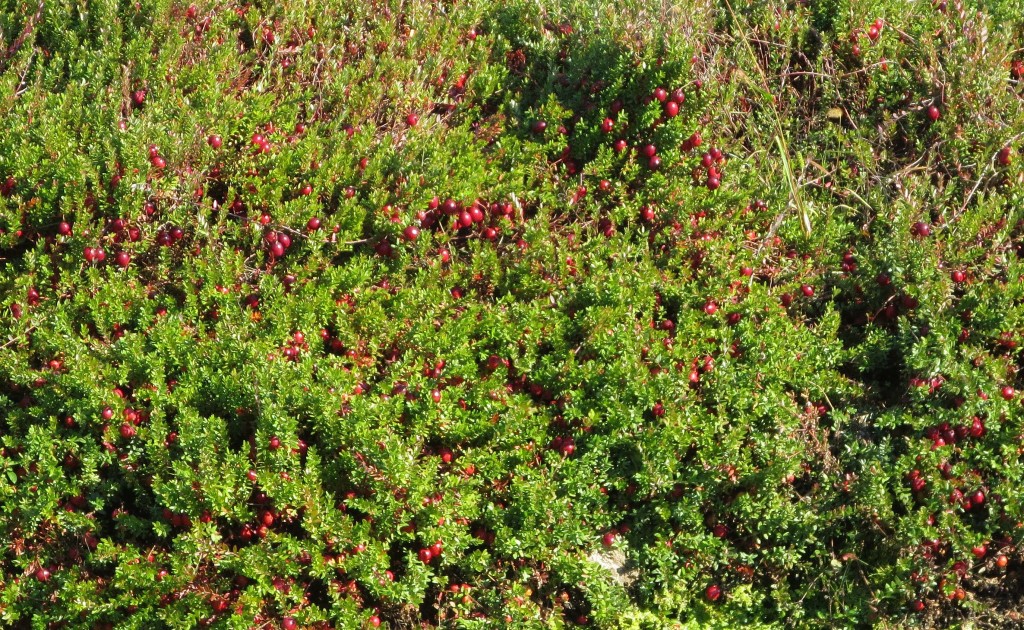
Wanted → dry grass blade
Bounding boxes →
[776,134,812,237]
[724,0,811,238]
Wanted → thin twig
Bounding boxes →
[954,130,1024,221]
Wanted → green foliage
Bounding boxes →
[1,0,1023,628]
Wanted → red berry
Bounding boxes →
[406,113,419,127]
[706,584,721,601]
[1001,386,1016,401]
[418,548,433,563]
[282,617,297,630]
[602,532,616,547]
[927,105,940,122]
[664,101,679,117]
[208,134,222,149]
[951,270,965,283]
[307,217,322,232]
[403,225,420,241]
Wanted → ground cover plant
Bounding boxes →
[1,0,1023,627]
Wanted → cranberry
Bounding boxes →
[911,221,931,237]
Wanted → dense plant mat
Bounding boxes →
[1,0,1023,627]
